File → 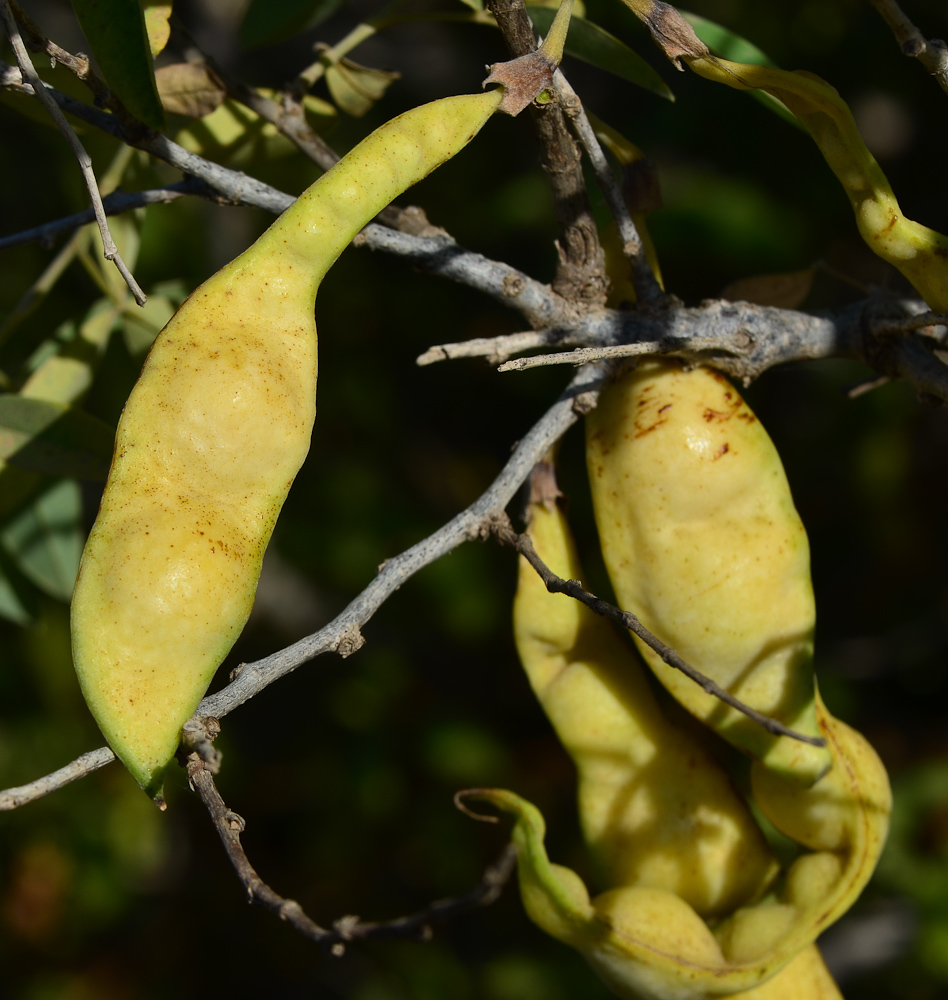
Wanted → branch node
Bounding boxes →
[470,509,509,543]
[333,914,361,940]
[180,716,222,772]
[335,626,365,658]
[571,388,599,414]
[503,273,527,298]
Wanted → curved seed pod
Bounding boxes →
[469,705,886,1000]
[585,359,831,785]
[71,90,502,800]
[513,462,777,917]
[684,55,948,312]
[618,0,948,309]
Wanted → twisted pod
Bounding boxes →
[471,454,889,997]
[512,466,776,917]
[70,90,502,799]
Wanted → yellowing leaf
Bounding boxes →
[325,58,400,117]
[141,0,172,57]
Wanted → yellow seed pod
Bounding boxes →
[471,693,887,999]
[686,55,948,312]
[514,467,778,916]
[71,91,502,800]
[585,359,831,784]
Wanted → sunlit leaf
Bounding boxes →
[1,479,84,602]
[240,0,344,48]
[526,6,673,100]
[0,396,114,480]
[20,300,119,405]
[141,0,172,57]
[71,0,166,129]
[175,94,336,165]
[326,58,400,117]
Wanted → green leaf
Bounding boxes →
[0,396,114,481]
[240,0,344,48]
[1,479,84,602]
[71,0,166,129]
[0,546,39,626]
[21,299,119,405]
[680,11,802,128]
[679,11,775,66]
[526,6,673,100]
[121,293,176,355]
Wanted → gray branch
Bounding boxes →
[869,0,948,96]
[198,363,602,718]
[0,179,211,250]
[0,747,115,809]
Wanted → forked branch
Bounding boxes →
[187,756,517,953]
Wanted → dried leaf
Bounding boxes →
[618,0,709,69]
[156,63,226,118]
[722,269,816,310]
[483,52,554,116]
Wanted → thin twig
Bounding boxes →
[495,516,826,747]
[9,54,948,400]
[187,756,517,953]
[417,329,580,366]
[0,179,212,251]
[847,374,891,398]
[197,364,603,718]
[486,0,607,305]
[869,0,948,96]
[870,310,948,337]
[553,70,663,304]
[498,340,663,371]
[2,291,943,808]
[0,0,146,304]
[0,747,115,810]
[174,23,340,175]
[8,0,124,116]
